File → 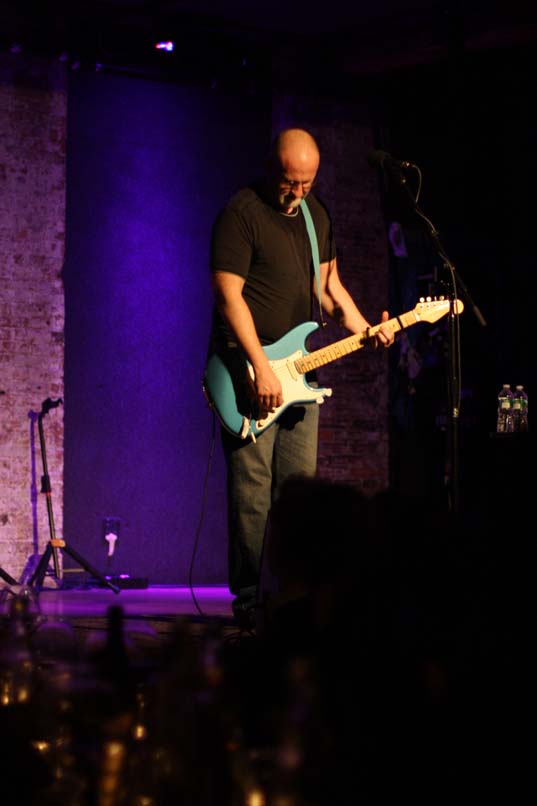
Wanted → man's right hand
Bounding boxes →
[248,363,283,414]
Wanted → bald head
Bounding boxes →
[267,128,320,214]
[269,128,320,175]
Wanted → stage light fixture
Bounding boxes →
[155,40,174,52]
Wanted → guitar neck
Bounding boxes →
[295,310,418,374]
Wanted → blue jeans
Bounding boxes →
[221,401,319,604]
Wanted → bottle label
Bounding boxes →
[501,400,511,409]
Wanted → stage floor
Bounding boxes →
[27,584,233,618]
[1,583,237,640]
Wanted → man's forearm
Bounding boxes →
[326,290,371,334]
[316,258,369,334]
[216,295,271,372]
[214,280,283,409]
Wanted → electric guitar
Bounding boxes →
[203,297,464,440]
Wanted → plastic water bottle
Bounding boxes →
[496,384,514,433]
[512,385,528,432]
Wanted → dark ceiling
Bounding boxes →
[1,1,535,85]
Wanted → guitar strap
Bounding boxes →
[300,198,326,328]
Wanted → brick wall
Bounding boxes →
[0,56,66,581]
[272,96,390,493]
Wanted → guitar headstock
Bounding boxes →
[414,296,464,323]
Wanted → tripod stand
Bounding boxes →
[0,566,17,586]
[29,398,119,594]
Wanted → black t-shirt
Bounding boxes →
[210,179,336,347]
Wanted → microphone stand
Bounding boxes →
[29,398,120,593]
[390,166,487,516]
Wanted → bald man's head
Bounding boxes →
[269,128,320,175]
[266,128,320,215]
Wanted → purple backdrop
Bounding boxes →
[64,70,269,584]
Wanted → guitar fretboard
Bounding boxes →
[294,309,418,374]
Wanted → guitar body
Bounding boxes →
[203,321,332,439]
[203,298,463,440]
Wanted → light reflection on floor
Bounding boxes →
[1,584,234,622]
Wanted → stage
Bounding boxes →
[0,583,237,655]
[10,584,235,620]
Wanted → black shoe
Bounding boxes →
[232,599,257,631]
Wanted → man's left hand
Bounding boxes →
[375,310,395,348]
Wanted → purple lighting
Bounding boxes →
[155,41,174,52]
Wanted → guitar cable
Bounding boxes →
[188,410,217,619]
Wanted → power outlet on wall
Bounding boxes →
[102,517,121,558]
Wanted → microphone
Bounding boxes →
[367,150,415,171]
